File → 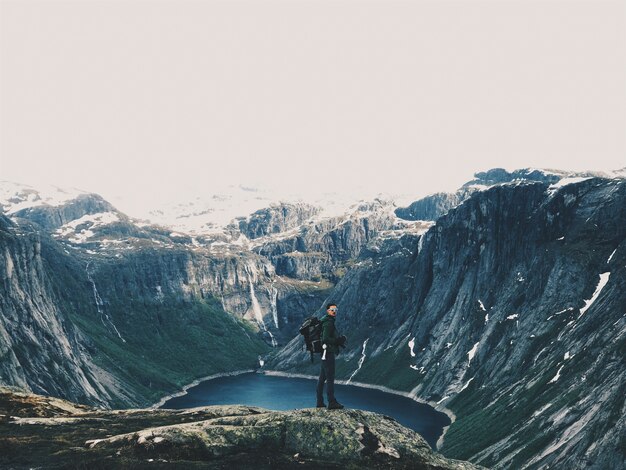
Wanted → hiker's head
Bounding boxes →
[326,304,338,316]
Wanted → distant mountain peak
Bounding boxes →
[0,181,89,215]
[395,167,616,222]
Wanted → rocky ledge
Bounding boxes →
[1,388,482,469]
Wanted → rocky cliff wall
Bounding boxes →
[234,202,321,239]
[0,216,130,406]
[0,216,270,408]
[267,178,626,469]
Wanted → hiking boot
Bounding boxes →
[316,402,326,408]
[327,401,344,410]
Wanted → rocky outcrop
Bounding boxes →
[0,387,482,469]
[254,199,418,281]
[11,193,117,231]
[233,202,321,239]
[268,178,626,469]
[394,190,474,222]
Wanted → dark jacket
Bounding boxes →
[320,314,342,354]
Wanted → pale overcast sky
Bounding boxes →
[1,0,624,216]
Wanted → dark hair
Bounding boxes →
[326,303,337,310]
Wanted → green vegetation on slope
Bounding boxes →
[70,296,269,407]
[40,240,270,408]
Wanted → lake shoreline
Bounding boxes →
[154,368,456,450]
[260,369,456,450]
[150,369,255,409]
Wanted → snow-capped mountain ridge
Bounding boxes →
[0,181,88,215]
[395,167,624,222]
[140,183,412,236]
[4,167,621,238]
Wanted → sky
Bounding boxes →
[1,0,624,218]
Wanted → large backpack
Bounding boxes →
[299,316,323,363]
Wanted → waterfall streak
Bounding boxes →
[245,265,277,347]
[268,284,279,329]
[85,263,125,342]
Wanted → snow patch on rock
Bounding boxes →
[467,342,480,366]
[579,272,610,317]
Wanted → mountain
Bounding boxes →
[394,167,608,222]
[0,212,125,406]
[1,168,624,468]
[251,199,431,281]
[232,202,322,239]
[3,181,406,406]
[0,182,425,351]
[0,185,275,406]
[0,210,270,407]
[267,175,626,469]
[0,181,89,217]
[138,183,403,236]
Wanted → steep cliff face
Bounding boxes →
[0,215,270,408]
[0,216,128,406]
[84,242,329,347]
[268,178,626,469]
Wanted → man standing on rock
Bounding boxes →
[317,303,346,410]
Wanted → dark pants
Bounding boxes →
[316,351,336,404]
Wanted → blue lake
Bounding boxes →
[160,373,450,448]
